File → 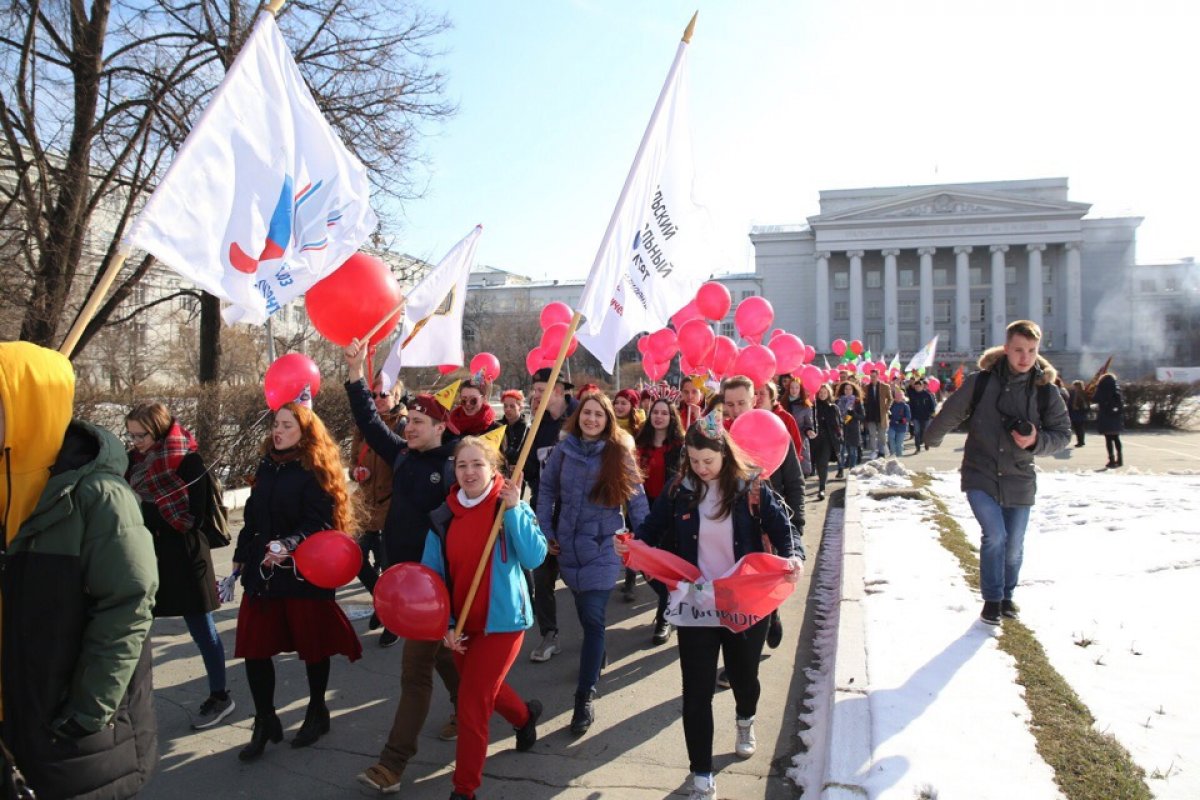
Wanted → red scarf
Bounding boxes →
[126,421,199,533]
[449,402,496,436]
[445,476,505,633]
[639,443,671,500]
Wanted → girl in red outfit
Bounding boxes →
[421,437,548,800]
[633,398,686,643]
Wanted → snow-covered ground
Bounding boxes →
[850,465,1200,799]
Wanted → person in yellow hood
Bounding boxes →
[0,341,159,799]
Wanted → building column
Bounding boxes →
[990,244,1009,343]
[1065,241,1083,349]
[816,251,831,350]
[918,246,936,344]
[882,249,900,353]
[847,250,865,342]
[1026,243,1046,325]
[954,246,972,352]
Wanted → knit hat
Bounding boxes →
[616,388,641,409]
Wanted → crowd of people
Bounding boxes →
[0,322,1132,800]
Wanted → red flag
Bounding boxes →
[952,364,965,390]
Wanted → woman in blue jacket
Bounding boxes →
[536,390,650,736]
[420,436,547,800]
[618,420,802,800]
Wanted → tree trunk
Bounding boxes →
[195,291,223,462]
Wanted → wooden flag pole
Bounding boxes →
[452,310,583,639]
[59,249,131,358]
[362,297,408,343]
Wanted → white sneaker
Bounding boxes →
[529,631,560,662]
[687,773,716,800]
[735,717,757,758]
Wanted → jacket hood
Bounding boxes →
[977,346,1057,386]
[0,342,76,540]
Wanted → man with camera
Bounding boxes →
[924,320,1071,625]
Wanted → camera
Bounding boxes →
[1003,417,1034,437]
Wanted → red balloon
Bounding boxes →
[636,336,652,356]
[876,360,888,375]
[861,361,875,375]
[799,364,824,396]
[769,334,805,376]
[709,336,740,379]
[643,358,670,382]
[729,409,789,478]
[468,352,501,382]
[831,339,847,357]
[734,297,774,344]
[540,301,573,331]
[263,353,321,411]
[696,282,732,321]
[670,298,703,329]
[525,347,552,375]
[677,319,716,366]
[648,328,678,361]
[730,344,778,388]
[374,563,451,641]
[305,252,404,346]
[849,339,864,356]
[293,531,362,589]
[679,356,700,376]
[437,364,458,376]
[803,345,816,364]
[540,322,579,359]
[927,377,942,393]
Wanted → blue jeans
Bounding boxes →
[183,612,227,694]
[887,426,906,456]
[912,418,930,448]
[571,589,610,695]
[966,490,1032,602]
[840,442,861,470]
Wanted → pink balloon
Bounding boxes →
[729,409,789,478]
[831,339,847,357]
[696,282,732,321]
[375,563,451,641]
[849,339,864,356]
[769,333,805,375]
[844,362,858,373]
[468,352,501,382]
[264,353,321,411]
[734,296,774,344]
[670,298,703,329]
[927,377,942,393]
[731,344,777,387]
[769,328,785,341]
[643,358,670,382]
[541,322,579,358]
[708,336,740,380]
[294,530,361,589]
[799,364,824,396]
[876,361,887,375]
[677,319,716,365]
[803,345,816,364]
[636,336,652,356]
[540,301,573,331]
[526,348,554,375]
[648,328,678,361]
[679,355,699,376]
[437,364,458,376]
[861,361,875,375]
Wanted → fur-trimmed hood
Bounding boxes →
[977,346,1057,386]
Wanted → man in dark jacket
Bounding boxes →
[907,378,937,451]
[525,367,579,663]
[925,320,1071,625]
[344,340,459,794]
[0,341,158,800]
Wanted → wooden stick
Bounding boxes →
[59,249,130,358]
[361,296,407,344]
[453,311,582,638]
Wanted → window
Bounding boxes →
[1006,295,1017,316]
[1044,264,1054,284]
[1006,266,1017,285]
[970,266,984,286]
[899,269,915,288]
[1043,330,1055,350]
[1044,296,1054,316]
[133,284,148,305]
[1167,314,1183,332]
[866,332,882,353]
[740,290,754,301]
[1140,279,1157,293]
[720,321,735,338]
[833,271,849,290]
[974,327,988,349]
[973,297,987,322]
[134,321,148,348]
[933,268,949,287]
[937,330,951,348]
[463,325,477,349]
[866,271,882,289]
[898,301,917,323]
[934,299,952,324]
[866,300,882,319]
[900,330,918,352]
[834,301,849,320]
[1165,278,1180,292]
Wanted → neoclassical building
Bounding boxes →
[750,178,1150,380]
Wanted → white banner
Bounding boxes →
[574,32,715,372]
[378,226,482,389]
[125,14,376,326]
[905,335,939,373]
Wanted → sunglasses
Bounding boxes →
[371,392,391,400]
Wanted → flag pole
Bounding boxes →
[453,311,583,638]
[61,0,295,359]
[362,298,408,343]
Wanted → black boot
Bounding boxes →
[238,713,283,761]
[570,689,595,736]
[291,704,330,748]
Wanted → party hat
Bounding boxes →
[433,379,461,411]
[478,424,507,452]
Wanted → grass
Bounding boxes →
[912,474,1153,800]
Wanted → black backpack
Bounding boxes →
[199,472,231,548]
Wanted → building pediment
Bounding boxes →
[809,187,1091,226]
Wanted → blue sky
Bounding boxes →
[389,0,1199,279]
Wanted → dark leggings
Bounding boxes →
[245,657,330,717]
[1105,434,1122,464]
[811,438,833,492]
[1071,421,1086,446]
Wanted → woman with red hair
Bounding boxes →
[232,402,362,761]
[499,389,529,473]
[613,388,645,436]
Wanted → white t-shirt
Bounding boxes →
[697,481,736,582]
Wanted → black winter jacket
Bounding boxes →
[768,439,806,538]
[525,395,579,509]
[908,389,937,422]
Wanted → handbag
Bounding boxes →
[0,737,36,800]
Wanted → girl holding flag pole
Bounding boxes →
[616,416,802,800]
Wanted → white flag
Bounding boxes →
[125,14,377,326]
[905,335,939,373]
[378,225,481,389]
[575,21,715,372]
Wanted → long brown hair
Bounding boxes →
[680,423,752,521]
[262,403,357,534]
[125,402,174,441]
[563,391,644,507]
[634,398,685,452]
